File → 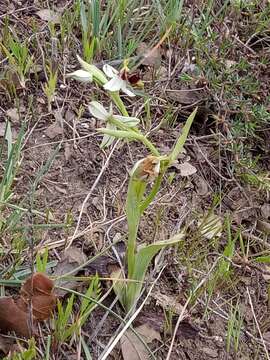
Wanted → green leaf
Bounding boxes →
[125,232,185,311]
[81,336,93,360]
[255,256,270,263]
[169,107,197,163]
[126,177,146,276]
[5,121,12,157]
[110,267,126,308]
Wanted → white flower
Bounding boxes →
[103,64,135,97]
[66,69,93,82]
[88,101,140,147]
[89,101,139,126]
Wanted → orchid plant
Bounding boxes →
[67,56,197,313]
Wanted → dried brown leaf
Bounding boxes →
[137,42,161,67]
[44,122,63,139]
[177,162,197,177]
[166,89,204,105]
[261,203,270,220]
[36,9,61,23]
[18,273,56,321]
[0,297,34,338]
[0,335,18,356]
[257,220,270,234]
[53,247,87,297]
[6,108,20,123]
[135,324,161,343]
[0,123,6,137]
[121,323,160,360]
[194,175,209,196]
[136,310,200,340]
[64,143,73,162]
[151,292,186,316]
[0,273,55,338]
[120,329,150,360]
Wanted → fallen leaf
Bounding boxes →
[6,108,20,123]
[202,347,219,358]
[120,328,151,360]
[87,255,118,276]
[0,335,18,355]
[18,273,56,321]
[177,162,197,177]
[44,122,63,139]
[261,203,270,220]
[36,9,60,23]
[136,311,200,340]
[166,89,204,105]
[137,42,161,67]
[194,175,209,196]
[135,324,161,343]
[257,220,270,234]
[0,123,6,137]
[0,297,34,338]
[53,247,87,297]
[151,292,186,316]
[64,143,72,161]
[21,272,54,297]
[65,109,76,123]
[156,66,167,80]
[0,273,55,338]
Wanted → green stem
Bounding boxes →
[108,117,160,156]
[110,92,129,116]
[140,136,160,156]
[140,173,163,214]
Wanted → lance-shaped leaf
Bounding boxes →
[125,233,185,311]
[169,107,197,163]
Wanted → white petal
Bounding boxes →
[103,77,123,92]
[114,115,140,127]
[88,101,108,120]
[100,124,116,148]
[121,83,135,97]
[103,64,119,78]
[67,69,92,82]
[153,160,160,176]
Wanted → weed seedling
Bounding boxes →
[43,64,58,112]
[1,36,33,88]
